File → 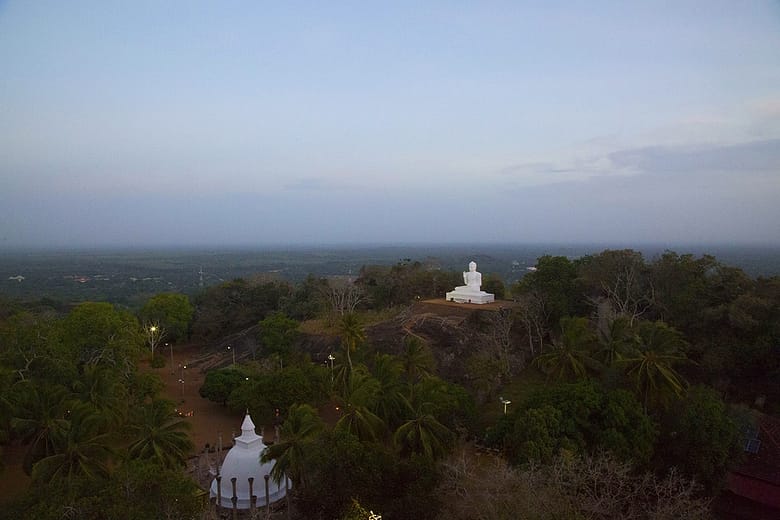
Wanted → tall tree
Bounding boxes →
[31,402,114,485]
[258,312,299,369]
[399,336,435,383]
[579,249,654,326]
[393,404,453,460]
[335,366,384,442]
[371,353,410,429]
[533,317,599,381]
[261,403,324,488]
[10,382,72,475]
[126,399,193,469]
[139,293,194,343]
[337,313,365,371]
[73,365,128,428]
[620,320,689,411]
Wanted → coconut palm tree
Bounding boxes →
[334,366,384,442]
[399,336,435,383]
[127,399,193,469]
[371,354,411,429]
[73,365,128,428]
[261,403,323,488]
[620,320,689,412]
[31,402,114,485]
[595,316,638,367]
[337,313,365,371]
[11,382,72,475]
[533,316,599,381]
[394,403,453,460]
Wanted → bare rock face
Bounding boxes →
[366,303,514,387]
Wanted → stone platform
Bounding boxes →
[444,289,495,304]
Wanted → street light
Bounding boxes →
[167,343,173,374]
[499,396,512,415]
[179,378,185,400]
[227,345,235,365]
[327,354,335,382]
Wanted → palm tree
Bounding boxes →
[337,313,365,371]
[371,354,411,429]
[31,402,114,485]
[73,365,128,428]
[127,399,193,469]
[11,382,72,475]
[595,316,638,367]
[399,336,435,383]
[393,403,453,460]
[619,320,689,412]
[261,404,323,488]
[533,316,599,381]
[334,366,385,442]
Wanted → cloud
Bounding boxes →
[608,139,780,175]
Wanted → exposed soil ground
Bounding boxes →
[155,343,246,452]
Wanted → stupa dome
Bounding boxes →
[209,414,289,509]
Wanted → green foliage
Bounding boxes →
[139,292,194,342]
[338,313,366,370]
[482,274,506,299]
[487,380,655,466]
[199,367,248,405]
[258,311,300,365]
[296,430,440,520]
[281,274,328,320]
[656,386,739,491]
[400,336,435,383]
[620,320,689,411]
[1,460,205,520]
[394,409,453,460]
[149,353,166,368]
[357,260,461,308]
[335,366,384,442]
[31,402,114,485]
[127,399,193,469]
[514,255,583,326]
[191,278,290,341]
[534,316,599,381]
[10,382,72,475]
[54,302,142,369]
[261,403,324,487]
[229,365,323,422]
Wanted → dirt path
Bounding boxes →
[152,343,246,452]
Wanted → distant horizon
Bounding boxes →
[3,240,779,255]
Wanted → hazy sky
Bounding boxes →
[1,1,779,248]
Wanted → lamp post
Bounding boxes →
[167,343,173,374]
[499,396,511,415]
[327,354,335,383]
[149,325,157,356]
[179,364,187,401]
[227,345,235,365]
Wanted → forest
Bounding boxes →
[0,248,778,519]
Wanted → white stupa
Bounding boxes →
[210,413,289,509]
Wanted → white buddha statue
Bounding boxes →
[446,261,495,304]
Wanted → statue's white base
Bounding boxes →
[445,289,495,304]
